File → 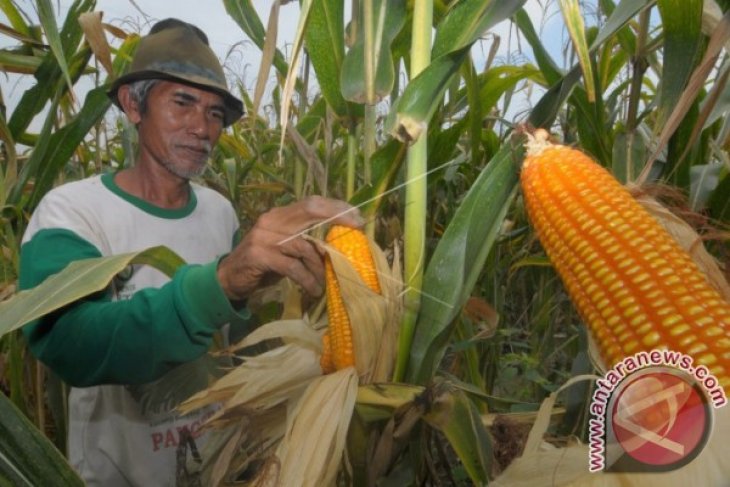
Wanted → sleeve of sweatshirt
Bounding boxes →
[19,227,250,387]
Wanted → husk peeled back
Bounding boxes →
[178,231,403,486]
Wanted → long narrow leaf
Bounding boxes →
[612,128,647,184]
[642,8,730,181]
[389,0,525,143]
[305,0,349,116]
[0,393,83,486]
[251,0,280,118]
[431,0,526,59]
[0,50,43,73]
[559,0,596,102]
[526,0,653,128]
[0,0,32,38]
[224,0,290,78]
[349,138,407,218]
[387,46,470,142]
[709,173,730,224]
[513,8,563,85]
[655,0,704,125]
[0,246,184,337]
[78,11,114,77]
[340,0,407,104]
[7,0,95,139]
[0,110,16,208]
[406,137,524,384]
[424,385,492,485]
[13,86,111,208]
[278,0,314,163]
[36,0,74,93]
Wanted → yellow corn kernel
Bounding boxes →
[521,131,730,391]
[320,331,335,374]
[323,225,381,372]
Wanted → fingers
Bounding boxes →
[299,196,365,228]
[260,196,364,236]
[279,235,325,295]
[281,253,324,297]
[218,197,361,301]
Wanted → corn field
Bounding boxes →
[0,0,729,485]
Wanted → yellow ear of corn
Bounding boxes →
[521,130,730,390]
[321,225,382,373]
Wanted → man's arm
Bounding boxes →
[20,228,248,386]
[21,195,362,387]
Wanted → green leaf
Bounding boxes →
[355,383,425,422]
[611,128,646,183]
[450,64,542,121]
[0,111,16,208]
[0,0,32,38]
[432,0,526,59]
[463,58,482,166]
[0,50,43,74]
[388,0,526,143]
[709,172,730,224]
[690,163,724,211]
[656,0,704,125]
[340,0,407,104]
[406,137,524,384]
[0,246,185,338]
[350,138,407,218]
[423,384,492,485]
[0,392,83,486]
[11,86,111,207]
[593,0,652,51]
[598,0,638,55]
[7,0,95,140]
[513,8,563,85]
[527,0,652,128]
[559,0,596,102]
[224,0,290,78]
[37,0,73,90]
[387,46,471,142]
[305,0,349,116]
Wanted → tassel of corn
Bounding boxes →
[521,129,730,391]
[320,225,382,373]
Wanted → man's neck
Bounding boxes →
[114,164,191,209]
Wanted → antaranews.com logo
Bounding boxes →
[588,349,727,473]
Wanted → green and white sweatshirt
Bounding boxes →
[20,173,250,486]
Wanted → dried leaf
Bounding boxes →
[78,12,114,77]
[252,0,280,119]
[275,368,358,487]
[464,296,499,340]
[178,343,320,421]
[228,318,322,353]
[642,9,730,182]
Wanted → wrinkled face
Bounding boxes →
[133,80,226,179]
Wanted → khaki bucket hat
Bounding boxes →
[107,18,244,127]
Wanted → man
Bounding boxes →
[19,19,361,486]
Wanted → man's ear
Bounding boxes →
[117,85,143,124]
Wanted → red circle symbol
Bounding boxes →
[611,371,709,467]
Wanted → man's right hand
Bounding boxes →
[216,196,364,301]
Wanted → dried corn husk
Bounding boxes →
[178,232,403,486]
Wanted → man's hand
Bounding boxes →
[217,196,364,301]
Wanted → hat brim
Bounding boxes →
[107,70,244,127]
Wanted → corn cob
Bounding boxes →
[521,130,730,390]
[320,225,382,373]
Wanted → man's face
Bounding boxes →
[135,80,226,179]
